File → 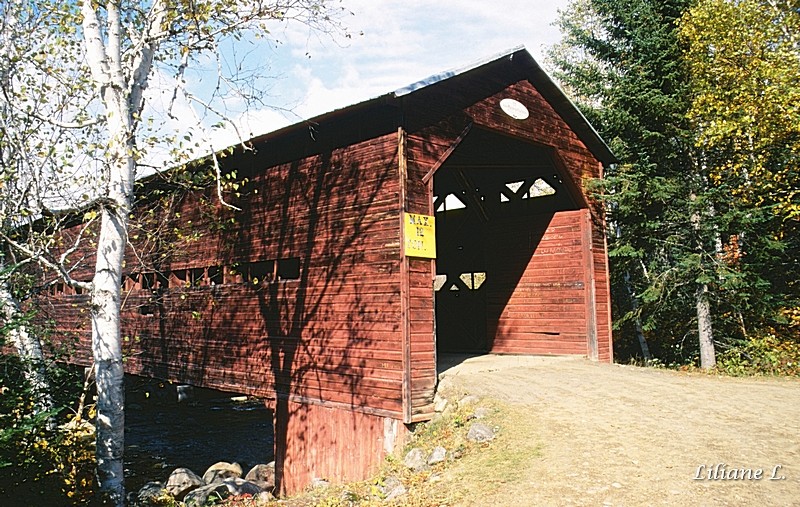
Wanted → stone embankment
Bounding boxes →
[371,387,498,503]
[130,460,275,506]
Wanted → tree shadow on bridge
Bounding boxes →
[125,132,396,492]
[222,142,396,492]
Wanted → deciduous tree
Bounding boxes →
[1,1,350,504]
[680,0,800,341]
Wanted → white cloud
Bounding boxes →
[276,0,571,120]
[141,0,571,167]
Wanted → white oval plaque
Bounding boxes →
[499,98,529,120]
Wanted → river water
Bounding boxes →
[123,380,274,494]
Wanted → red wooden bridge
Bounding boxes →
[42,47,614,493]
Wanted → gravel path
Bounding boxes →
[438,354,800,506]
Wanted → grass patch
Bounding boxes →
[219,395,543,507]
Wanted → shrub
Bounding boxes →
[717,333,800,377]
[0,351,93,504]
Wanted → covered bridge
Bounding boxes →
[44,47,615,493]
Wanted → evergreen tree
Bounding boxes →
[552,0,800,369]
[550,0,721,367]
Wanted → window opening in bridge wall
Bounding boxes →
[124,274,139,291]
[50,281,95,296]
[207,266,223,286]
[119,258,302,294]
[189,268,205,287]
[156,272,169,289]
[459,272,486,290]
[226,265,243,284]
[435,273,487,293]
[248,260,275,285]
[141,272,156,290]
[277,258,300,280]
[170,269,188,288]
[527,178,556,198]
[502,179,557,202]
[505,180,525,195]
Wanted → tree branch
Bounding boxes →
[0,230,93,292]
[129,0,168,123]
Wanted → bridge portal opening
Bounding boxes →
[433,128,582,354]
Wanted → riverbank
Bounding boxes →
[124,381,273,494]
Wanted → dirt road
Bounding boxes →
[437,354,800,506]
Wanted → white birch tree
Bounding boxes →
[1,0,96,416]
[1,1,349,503]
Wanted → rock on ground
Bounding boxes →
[380,476,407,501]
[245,462,276,492]
[428,446,447,465]
[403,448,429,472]
[466,422,495,443]
[165,468,204,500]
[202,461,243,484]
[131,481,166,507]
[183,482,230,506]
[221,477,264,496]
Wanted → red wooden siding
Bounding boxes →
[406,258,436,421]
[486,211,586,354]
[35,50,615,494]
[405,125,467,420]
[399,128,437,422]
[590,185,614,362]
[274,398,408,494]
[43,132,409,418]
[403,79,612,362]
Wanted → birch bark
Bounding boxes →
[0,277,54,416]
[80,1,152,502]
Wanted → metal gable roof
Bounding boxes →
[177,46,616,177]
[391,46,616,165]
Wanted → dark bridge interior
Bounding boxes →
[433,128,581,353]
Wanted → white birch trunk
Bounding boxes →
[91,205,128,505]
[89,103,133,507]
[82,2,137,503]
[0,279,54,416]
[690,191,717,370]
[696,283,716,369]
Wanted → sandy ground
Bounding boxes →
[437,354,800,506]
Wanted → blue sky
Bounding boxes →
[255,0,570,130]
[145,0,572,162]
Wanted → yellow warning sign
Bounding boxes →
[404,213,436,259]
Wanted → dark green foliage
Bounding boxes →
[0,311,91,505]
[552,0,703,364]
[551,0,799,367]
